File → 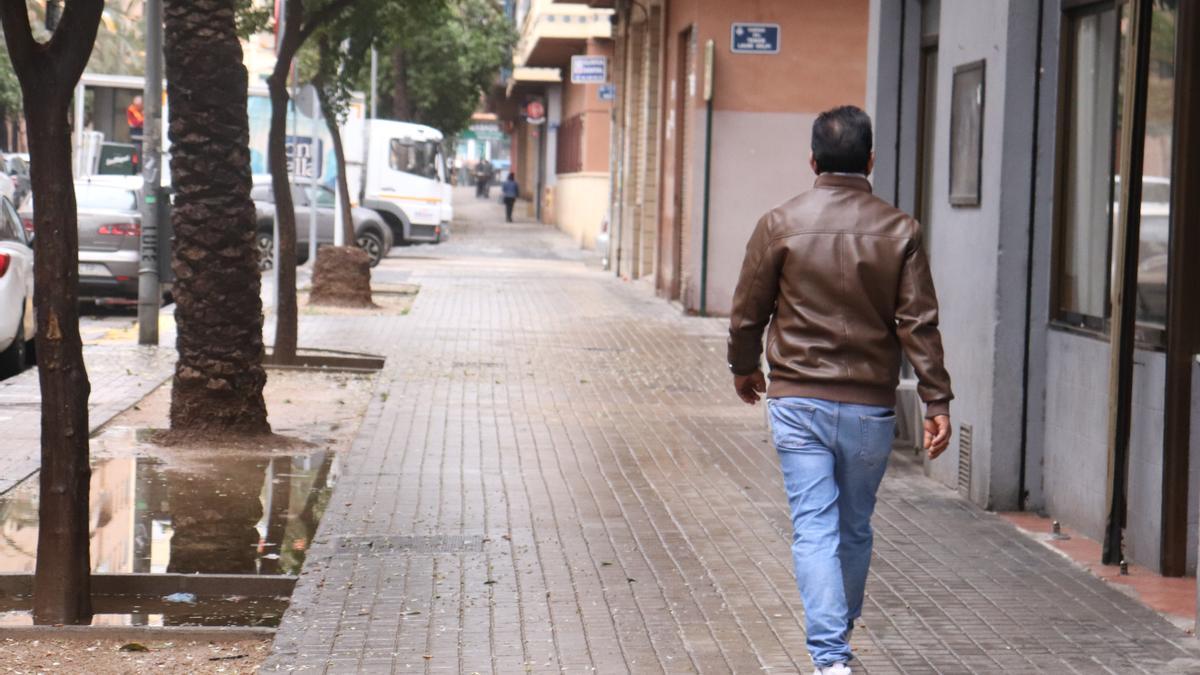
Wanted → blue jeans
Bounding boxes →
[767,397,896,667]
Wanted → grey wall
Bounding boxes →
[921,0,1017,506]
[1041,330,1168,570]
[1021,0,1063,515]
[867,0,902,206]
[1190,362,1200,574]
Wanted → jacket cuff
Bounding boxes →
[925,400,950,419]
[729,363,760,377]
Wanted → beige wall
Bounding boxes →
[659,0,868,313]
[692,110,819,315]
[554,173,610,249]
[561,40,614,175]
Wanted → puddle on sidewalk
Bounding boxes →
[0,448,336,627]
[0,368,376,626]
[0,447,337,576]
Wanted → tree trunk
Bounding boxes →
[267,47,300,363]
[163,0,270,434]
[319,90,355,245]
[392,45,410,120]
[27,87,93,627]
[1,0,105,626]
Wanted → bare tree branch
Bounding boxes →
[298,0,355,42]
[48,0,105,83]
[0,0,41,78]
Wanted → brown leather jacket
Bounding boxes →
[727,174,953,418]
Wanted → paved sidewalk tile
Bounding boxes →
[264,190,1200,673]
[0,344,176,494]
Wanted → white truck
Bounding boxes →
[73,74,453,248]
[342,118,454,245]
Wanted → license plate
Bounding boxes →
[78,263,111,277]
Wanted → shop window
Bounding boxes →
[1053,0,1176,344]
[556,113,584,174]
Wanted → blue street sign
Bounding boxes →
[731,23,781,54]
[599,83,616,102]
[571,55,608,84]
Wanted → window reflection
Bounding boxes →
[1055,1,1176,339]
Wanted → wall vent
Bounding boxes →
[957,423,973,497]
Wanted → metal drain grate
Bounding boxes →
[958,423,973,496]
[331,535,486,557]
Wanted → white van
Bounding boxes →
[344,119,453,245]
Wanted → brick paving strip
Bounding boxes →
[0,344,176,495]
[255,191,1200,674]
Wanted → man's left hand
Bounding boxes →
[734,370,766,405]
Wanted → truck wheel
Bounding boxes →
[356,230,386,267]
[0,310,27,378]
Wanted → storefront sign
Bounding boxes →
[570,55,608,83]
[598,83,616,101]
[284,135,323,178]
[731,23,780,54]
[525,100,546,125]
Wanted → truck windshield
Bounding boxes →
[389,139,439,180]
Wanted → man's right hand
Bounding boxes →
[924,415,951,459]
[734,370,767,405]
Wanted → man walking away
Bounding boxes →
[474,158,493,198]
[501,172,519,222]
[727,105,953,674]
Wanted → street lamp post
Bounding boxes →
[137,0,164,345]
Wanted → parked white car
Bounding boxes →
[0,195,33,376]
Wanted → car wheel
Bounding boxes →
[0,309,27,378]
[356,230,385,267]
[256,231,274,271]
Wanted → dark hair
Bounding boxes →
[507,172,515,180]
[811,105,873,174]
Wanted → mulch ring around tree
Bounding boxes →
[300,283,419,317]
[308,246,375,308]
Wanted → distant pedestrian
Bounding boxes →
[728,105,953,675]
[501,172,519,222]
[474,158,493,198]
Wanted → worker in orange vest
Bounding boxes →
[127,96,144,172]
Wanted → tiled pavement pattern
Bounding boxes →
[0,343,175,494]
[265,189,1200,673]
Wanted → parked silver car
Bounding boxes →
[251,178,394,269]
[0,195,33,377]
[20,176,145,303]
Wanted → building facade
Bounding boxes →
[595,0,869,315]
[869,0,1200,577]
[499,0,615,247]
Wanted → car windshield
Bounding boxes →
[76,184,137,211]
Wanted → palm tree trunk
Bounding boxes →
[163,0,270,434]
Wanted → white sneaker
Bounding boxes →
[813,662,851,675]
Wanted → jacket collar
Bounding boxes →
[814,173,873,193]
